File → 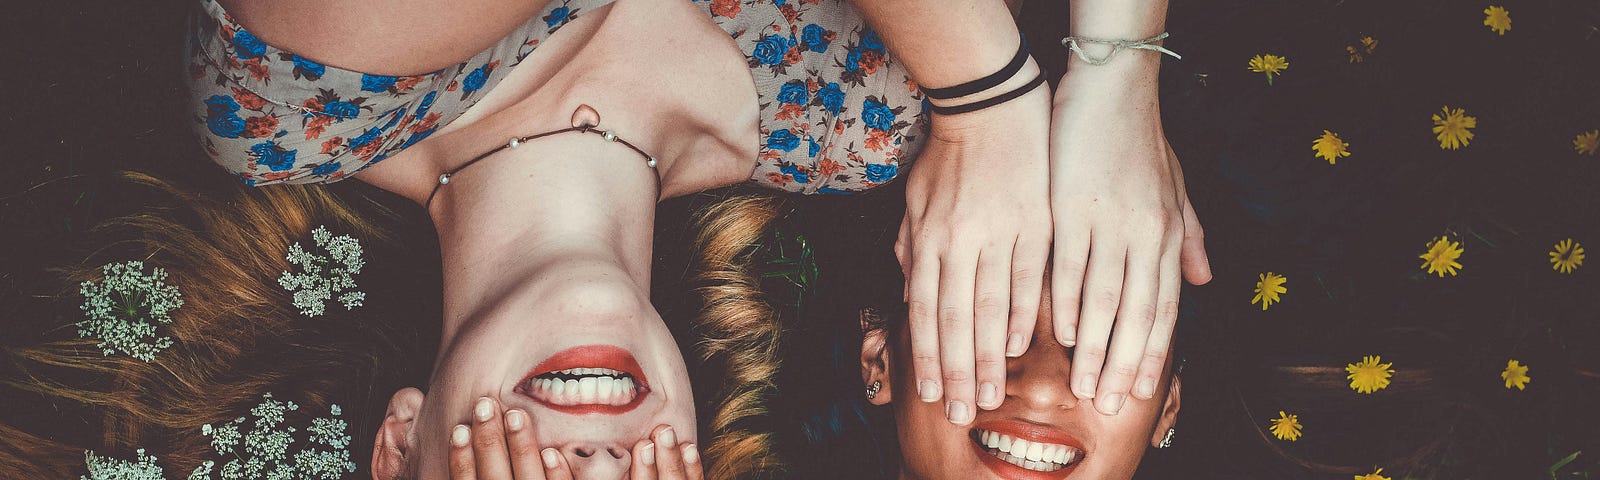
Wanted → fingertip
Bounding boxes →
[451,424,470,447]
[682,443,700,464]
[542,448,562,469]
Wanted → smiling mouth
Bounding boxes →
[515,345,651,415]
[970,427,1085,474]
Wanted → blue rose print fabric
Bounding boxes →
[186,0,926,192]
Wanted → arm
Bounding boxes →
[1049,0,1213,415]
[854,0,1055,425]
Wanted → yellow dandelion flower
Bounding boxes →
[1419,236,1465,277]
[1355,467,1393,480]
[1575,130,1599,156]
[1501,359,1531,390]
[1247,54,1289,85]
[1252,272,1288,310]
[1549,238,1585,274]
[1313,130,1351,164]
[1347,36,1378,63]
[1484,6,1512,35]
[1346,355,1395,394]
[1431,106,1477,150]
[1269,411,1303,441]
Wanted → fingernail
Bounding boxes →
[451,425,470,447]
[1100,393,1126,415]
[657,426,676,446]
[918,380,940,402]
[946,400,971,424]
[683,444,700,464]
[1074,375,1098,399]
[641,442,656,465]
[474,397,493,422]
[505,409,525,431]
[1006,333,1025,357]
[541,448,561,469]
[1135,378,1157,399]
[978,382,999,408]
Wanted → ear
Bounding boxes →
[1148,375,1182,448]
[860,308,893,406]
[372,387,425,480]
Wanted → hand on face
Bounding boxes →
[1046,70,1211,417]
[895,67,1054,427]
[865,304,1181,480]
[448,397,703,480]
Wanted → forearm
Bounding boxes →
[849,0,1024,89]
[1060,0,1170,100]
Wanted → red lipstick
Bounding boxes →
[515,345,650,415]
[971,420,1086,480]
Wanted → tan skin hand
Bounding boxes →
[447,397,702,480]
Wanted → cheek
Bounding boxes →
[894,400,981,480]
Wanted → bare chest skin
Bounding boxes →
[363,0,761,205]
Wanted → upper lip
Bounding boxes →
[969,419,1087,480]
[513,345,651,415]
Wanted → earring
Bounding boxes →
[865,380,882,400]
[1158,427,1176,449]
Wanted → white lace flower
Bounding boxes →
[82,449,166,480]
[277,226,366,317]
[199,394,355,480]
[78,261,184,362]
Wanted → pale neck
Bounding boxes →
[428,132,659,336]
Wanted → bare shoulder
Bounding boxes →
[216,0,555,76]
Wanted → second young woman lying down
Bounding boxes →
[188,0,945,477]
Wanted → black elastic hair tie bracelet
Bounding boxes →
[919,33,1029,100]
[926,74,1046,116]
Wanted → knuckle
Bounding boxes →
[938,305,969,325]
[906,300,936,321]
[1092,289,1121,309]
[974,294,1009,316]
[913,353,941,367]
[1143,350,1169,366]
[1158,299,1181,321]
[1011,266,1041,285]
[975,356,1006,371]
[942,370,975,385]
[1079,347,1106,362]
[1009,303,1037,322]
[1109,362,1140,377]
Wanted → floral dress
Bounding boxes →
[186,0,928,193]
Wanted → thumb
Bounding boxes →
[1178,199,1212,285]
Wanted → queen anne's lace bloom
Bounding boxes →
[78,261,185,362]
[277,226,366,317]
[198,393,356,480]
[82,449,166,480]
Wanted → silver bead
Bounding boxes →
[1158,427,1176,449]
[646,156,658,168]
[865,380,882,400]
[438,173,451,185]
[602,130,618,142]
[508,137,521,148]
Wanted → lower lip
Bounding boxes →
[517,345,650,415]
[970,421,1083,480]
[972,442,1079,480]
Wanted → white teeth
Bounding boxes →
[596,377,614,402]
[974,429,1083,471]
[578,377,598,403]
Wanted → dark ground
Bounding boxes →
[3,0,1599,478]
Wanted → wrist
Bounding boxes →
[1056,59,1160,108]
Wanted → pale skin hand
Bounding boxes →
[447,397,703,480]
[853,0,1051,427]
[1050,0,1213,417]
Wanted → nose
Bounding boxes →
[562,443,632,479]
[1005,311,1081,410]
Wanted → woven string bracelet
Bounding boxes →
[1061,32,1182,66]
